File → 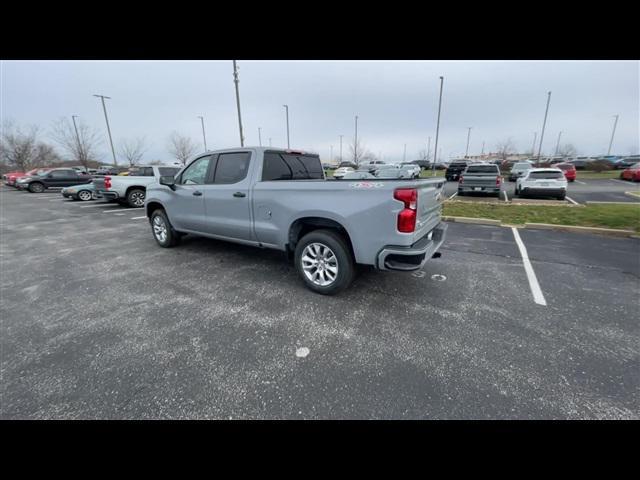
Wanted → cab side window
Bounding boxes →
[180,156,211,185]
[214,152,250,184]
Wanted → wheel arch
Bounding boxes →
[287,216,355,261]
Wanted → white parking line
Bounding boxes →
[574,180,586,185]
[79,203,120,208]
[131,216,146,220]
[33,195,62,199]
[448,192,458,200]
[565,196,579,205]
[511,227,547,306]
[503,191,509,202]
[102,207,143,213]
[610,179,629,185]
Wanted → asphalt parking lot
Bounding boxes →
[442,177,640,204]
[1,185,639,419]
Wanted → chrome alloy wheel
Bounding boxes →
[130,191,145,207]
[153,215,168,243]
[78,190,92,201]
[301,242,338,287]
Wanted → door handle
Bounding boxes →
[233,192,246,198]
[193,191,203,196]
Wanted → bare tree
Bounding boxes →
[1,120,58,171]
[557,143,577,158]
[50,118,102,170]
[348,138,375,165]
[167,132,198,165]
[119,137,147,166]
[495,138,516,161]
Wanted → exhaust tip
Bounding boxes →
[432,252,441,259]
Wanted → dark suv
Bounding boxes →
[15,168,92,193]
[445,161,468,181]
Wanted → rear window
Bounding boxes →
[262,152,323,181]
[158,167,180,177]
[512,163,532,170]
[528,171,564,180]
[449,163,467,168]
[466,165,499,173]
[555,164,574,171]
[128,167,154,176]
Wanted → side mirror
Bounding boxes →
[159,175,176,190]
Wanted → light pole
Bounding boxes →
[354,116,359,163]
[554,131,563,156]
[197,116,207,151]
[232,60,245,147]
[93,94,117,166]
[71,115,83,164]
[481,140,485,157]
[537,91,552,165]
[258,127,262,147]
[330,145,333,162]
[531,132,537,157]
[607,115,619,156]
[269,138,272,147]
[427,136,431,162]
[339,135,343,163]
[433,76,444,175]
[283,105,290,148]
[465,127,472,158]
[403,144,407,162]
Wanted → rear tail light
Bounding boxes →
[496,176,502,186]
[394,188,417,233]
[104,176,111,189]
[459,175,464,184]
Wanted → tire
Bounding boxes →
[457,190,464,196]
[28,182,45,193]
[127,188,145,208]
[558,194,566,201]
[77,190,93,201]
[150,209,180,248]
[294,229,354,295]
[514,186,519,196]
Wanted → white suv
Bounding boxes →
[515,168,567,200]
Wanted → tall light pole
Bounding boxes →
[432,76,444,175]
[197,116,207,151]
[465,127,473,158]
[232,60,244,146]
[531,132,537,157]
[93,94,117,166]
[330,145,333,162]
[354,115,359,163]
[269,138,272,147]
[283,105,290,148]
[403,143,407,162]
[554,131,563,156]
[339,135,343,163]
[258,127,262,147]
[427,136,431,162]
[536,91,552,165]
[481,140,485,157]
[607,115,619,156]
[71,115,83,162]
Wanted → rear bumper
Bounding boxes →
[97,190,119,200]
[458,185,500,193]
[376,222,447,271]
[520,187,566,196]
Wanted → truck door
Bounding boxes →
[201,151,253,241]
[168,155,212,232]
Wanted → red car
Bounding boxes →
[620,163,640,182]
[3,171,25,186]
[5,168,49,186]
[555,163,576,182]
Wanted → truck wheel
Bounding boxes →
[127,188,145,208]
[29,182,45,193]
[150,209,180,247]
[295,229,354,295]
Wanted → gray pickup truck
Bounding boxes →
[145,147,448,294]
[458,163,503,197]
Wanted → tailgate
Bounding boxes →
[414,180,445,242]
[463,174,499,186]
[93,177,107,190]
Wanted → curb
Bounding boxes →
[524,223,636,237]
[624,191,640,199]
[442,216,502,226]
[585,200,640,205]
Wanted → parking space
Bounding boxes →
[441,177,640,205]
[1,184,638,419]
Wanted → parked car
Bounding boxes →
[458,163,502,197]
[554,163,577,182]
[96,166,129,176]
[15,168,92,193]
[613,158,637,169]
[92,165,181,207]
[145,147,447,295]
[515,168,567,200]
[332,166,355,179]
[445,160,469,181]
[3,171,24,184]
[61,181,97,201]
[619,163,640,182]
[411,160,431,170]
[566,159,592,170]
[400,162,422,178]
[508,162,534,181]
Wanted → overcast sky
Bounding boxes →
[1,60,638,164]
